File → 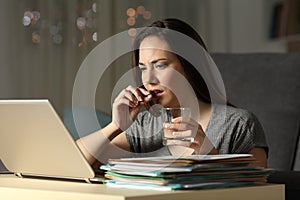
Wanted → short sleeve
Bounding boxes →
[231,112,268,155]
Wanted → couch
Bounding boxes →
[63,107,112,141]
[211,53,300,200]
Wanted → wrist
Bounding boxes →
[103,122,123,141]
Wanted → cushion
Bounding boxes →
[63,107,112,140]
[211,53,300,170]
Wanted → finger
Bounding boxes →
[123,91,139,105]
[143,93,152,101]
[138,87,151,97]
[131,87,152,102]
[171,130,193,138]
[136,88,152,102]
[116,97,138,108]
[115,87,140,106]
[126,86,145,102]
[172,117,198,126]
[139,96,152,106]
[163,122,193,131]
[114,87,136,103]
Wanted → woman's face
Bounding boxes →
[139,36,189,108]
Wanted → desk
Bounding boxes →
[0,174,284,200]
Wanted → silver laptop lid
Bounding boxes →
[0,99,95,180]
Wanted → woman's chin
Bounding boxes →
[153,96,179,108]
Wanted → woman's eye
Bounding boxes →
[138,65,147,71]
[155,64,167,69]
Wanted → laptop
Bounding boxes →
[0,99,103,183]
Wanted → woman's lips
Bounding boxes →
[150,90,164,98]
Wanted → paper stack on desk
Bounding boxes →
[100,154,272,191]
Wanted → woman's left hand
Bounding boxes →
[163,117,218,155]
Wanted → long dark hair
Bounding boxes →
[132,18,229,105]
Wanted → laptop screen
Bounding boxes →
[0,99,95,180]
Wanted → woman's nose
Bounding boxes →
[142,69,159,84]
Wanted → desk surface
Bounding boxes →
[0,174,285,200]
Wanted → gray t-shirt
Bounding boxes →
[125,104,268,155]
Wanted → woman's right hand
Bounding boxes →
[112,85,152,132]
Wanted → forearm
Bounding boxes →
[249,148,268,168]
[76,122,123,165]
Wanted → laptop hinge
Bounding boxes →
[15,173,23,178]
[12,173,99,184]
[84,178,92,184]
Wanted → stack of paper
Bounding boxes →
[100,154,272,191]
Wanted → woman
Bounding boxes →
[76,18,268,168]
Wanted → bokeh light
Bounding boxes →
[92,32,98,42]
[76,17,86,30]
[128,28,137,37]
[127,17,136,26]
[143,11,151,20]
[126,5,152,37]
[126,8,136,17]
[136,5,145,15]
[32,32,40,44]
